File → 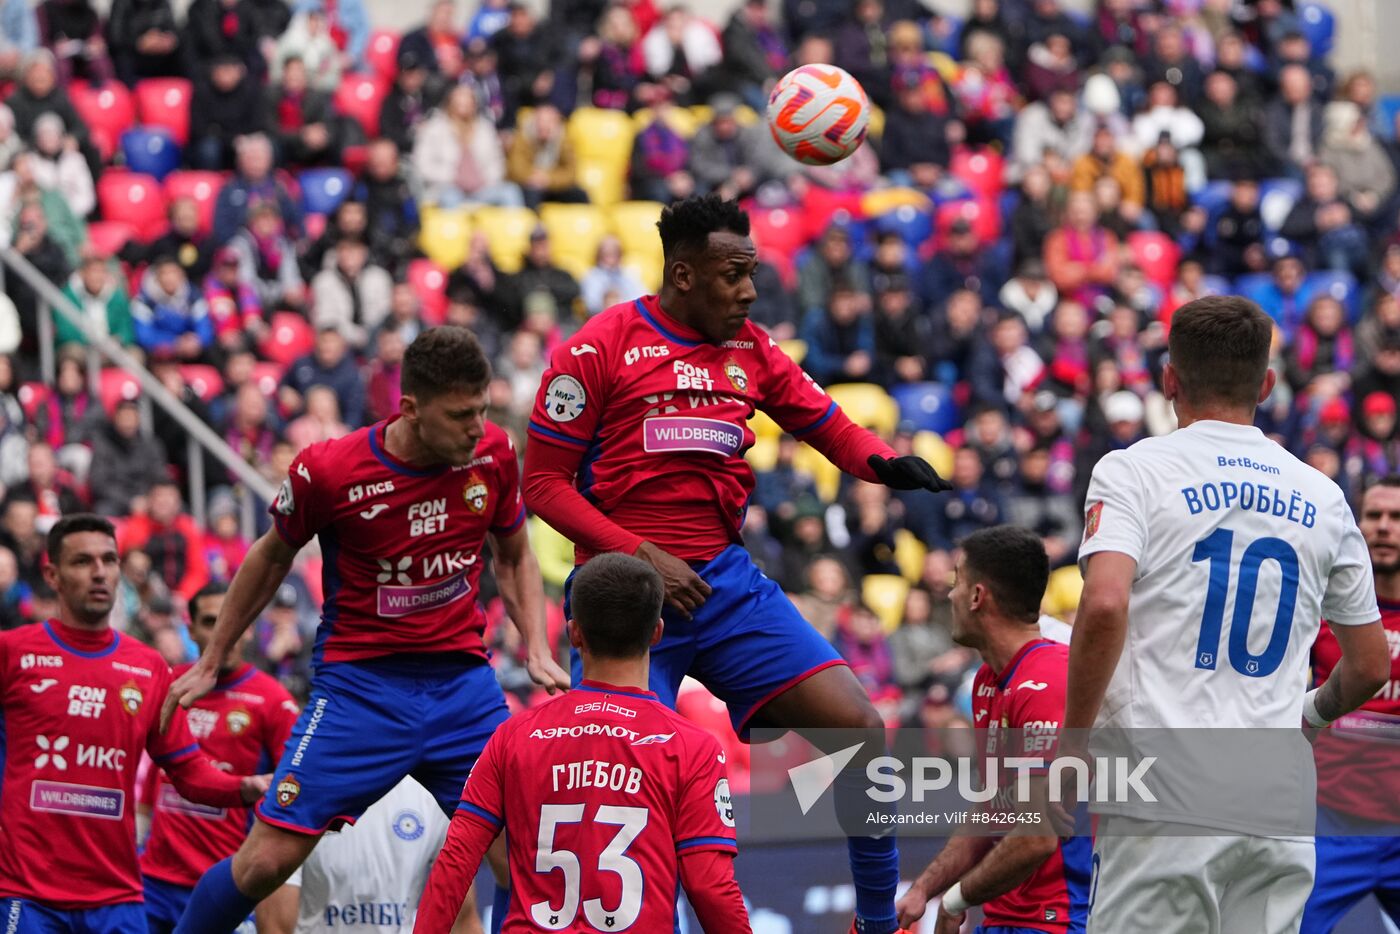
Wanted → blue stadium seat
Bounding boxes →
[1259,178,1303,233]
[299,168,353,217]
[120,127,180,180]
[1300,270,1362,324]
[873,204,934,252]
[1193,180,1232,218]
[1200,274,1232,296]
[1235,272,1276,306]
[890,382,959,435]
[1378,95,1400,141]
[1297,2,1335,59]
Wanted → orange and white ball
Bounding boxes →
[766,64,871,166]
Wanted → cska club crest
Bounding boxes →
[724,358,748,394]
[276,774,301,806]
[226,708,252,735]
[463,475,489,514]
[120,681,143,715]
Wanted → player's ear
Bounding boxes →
[41,554,58,591]
[398,392,418,423]
[649,618,664,647]
[1257,367,1277,405]
[1161,362,1180,402]
[669,257,693,293]
[566,618,584,651]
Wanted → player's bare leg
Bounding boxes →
[758,665,905,934]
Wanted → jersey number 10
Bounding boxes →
[1191,528,1300,678]
[532,803,649,930]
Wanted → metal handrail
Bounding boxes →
[6,247,278,536]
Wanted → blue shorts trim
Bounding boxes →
[142,876,192,931]
[0,899,146,934]
[255,657,510,834]
[976,927,1065,934]
[1301,805,1400,934]
[566,545,845,740]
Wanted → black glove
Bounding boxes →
[867,454,954,493]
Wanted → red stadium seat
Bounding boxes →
[748,206,810,289]
[97,172,168,241]
[99,368,142,414]
[163,171,224,236]
[1128,231,1181,289]
[135,78,193,146]
[407,258,448,325]
[179,364,223,401]
[17,382,50,422]
[366,30,400,81]
[934,197,1000,249]
[85,220,136,258]
[333,73,388,138]
[250,361,286,397]
[68,80,135,162]
[259,312,315,367]
[949,147,1005,200]
[800,185,865,240]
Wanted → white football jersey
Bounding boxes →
[1079,420,1378,731]
[288,778,450,934]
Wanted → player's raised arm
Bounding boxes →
[490,522,570,694]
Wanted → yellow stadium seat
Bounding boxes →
[621,254,661,293]
[632,106,701,138]
[792,442,840,501]
[471,205,538,274]
[609,201,665,255]
[827,383,899,437]
[866,105,885,141]
[567,107,636,163]
[689,103,758,127]
[577,159,625,206]
[930,51,959,83]
[750,408,782,440]
[863,574,910,633]
[1043,566,1085,621]
[540,203,610,280]
[746,434,778,472]
[777,339,807,365]
[417,206,473,270]
[893,528,926,583]
[913,431,953,480]
[861,187,933,217]
[528,516,577,593]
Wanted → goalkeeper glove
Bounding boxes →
[867,454,954,493]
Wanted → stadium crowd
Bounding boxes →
[0,0,1394,765]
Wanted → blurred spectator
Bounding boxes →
[1198,69,1269,180]
[106,0,182,84]
[278,326,365,426]
[1,152,85,264]
[58,255,134,349]
[998,258,1057,332]
[489,1,562,116]
[872,275,928,384]
[1006,444,1078,566]
[1285,295,1353,399]
[1264,63,1323,175]
[222,381,277,480]
[789,553,850,641]
[0,105,21,172]
[37,0,111,84]
[284,383,349,449]
[0,0,37,81]
[1140,137,1192,236]
[414,83,522,207]
[958,405,1019,490]
[800,278,874,386]
[843,480,901,577]
[184,0,261,72]
[1358,289,1400,363]
[7,200,71,345]
[920,218,1003,309]
[1272,29,1332,101]
[201,245,265,354]
[29,352,100,455]
[88,398,169,516]
[1132,81,1205,189]
[272,3,341,92]
[378,49,439,153]
[1044,190,1119,307]
[310,236,392,349]
[29,112,92,219]
[1074,389,1147,501]
[798,225,869,315]
[376,281,426,346]
[889,584,956,693]
[747,258,797,339]
[499,226,580,329]
[446,229,507,327]
[880,68,952,185]
[1009,163,1056,264]
[1211,178,1267,278]
[264,55,339,168]
[1071,123,1144,212]
[1037,297,1091,397]
[1251,253,1308,333]
[641,4,720,105]
[1142,23,1203,106]
[256,582,307,694]
[1319,100,1396,222]
[0,544,29,629]
[8,440,84,522]
[1022,31,1078,103]
[398,0,460,76]
[968,309,1044,410]
[753,433,818,522]
[960,0,1010,62]
[211,133,301,246]
[630,107,692,202]
[121,477,208,601]
[919,446,1003,551]
[202,489,248,584]
[0,495,42,585]
[124,196,209,281]
[833,0,890,106]
[301,197,366,277]
[928,288,982,380]
[955,30,1018,147]
[6,50,89,163]
[1281,163,1370,282]
[364,326,403,423]
[131,256,212,362]
[507,103,587,209]
[1093,301,1157,397]
[834,602,894,695]
[462,35,505,123]
[578,4,643,111]
[688,93,795,198]
[495,329,545,418]
[226,201,305,312]
[1011,86,1091,184]
[189,54,263,171]
[720,0,785,109]
[580,235,646,315]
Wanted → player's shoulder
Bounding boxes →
[296,423,376,475]
[646,701,726,757]
[557,301,643,360]
[476,421,517,461]
[1021,639,1070,678]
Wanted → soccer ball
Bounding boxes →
[766,64,871,166]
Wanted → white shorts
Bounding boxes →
[1087,815,1315,934]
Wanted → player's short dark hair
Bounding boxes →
[1365,475,1400,494]
[401,326,491,401]
[46,514,116,564]
[189,580,229,623]
[570,553,664,659]
[960,526,1048,623]
[1168,296,1273,408]
[657,194,750,260]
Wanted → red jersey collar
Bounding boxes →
[995,637,1056,690]
[636,296,707,347]
[44,619,118,657]
[215,662,256,689]
[577,679,659,701]
[368,416,448,477]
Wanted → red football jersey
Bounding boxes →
[528,296,839,563]
[1311,599,1400,823]
[457,680,738,933]
[973,640,1087,932]
[0,622,208,908]
[271,418,525,664]
[141,664,299,887]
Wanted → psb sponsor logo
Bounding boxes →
[20,654,62,670]
[724,358,749,393]
[157,783,226,819]
[574,699,637,719]
[226,709,252,735]
[276,774,301,807]
[348,480,395,503]
[392,809,426,841]
[30,780,124,820]
[545,374,586,423]
[631,732,676,746]
[120,681,143,715]
[714,778,735,827]
[29,678,58,694]
[34,735,69,770]
[624,344,669,365]
[462,475,489,514]
[531,724,639,741]
[642,417,743,456]
[66,685,107,718]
